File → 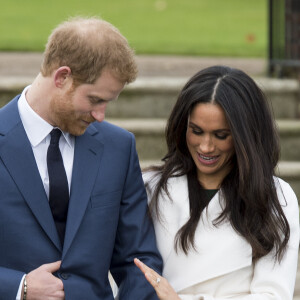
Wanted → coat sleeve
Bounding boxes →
[109,133,163,300]
[178,180,300,300]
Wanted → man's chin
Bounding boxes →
[69,128,87,136]
[60,125,88,136]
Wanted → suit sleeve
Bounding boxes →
[109,133,163,300]
[0,266,24,300]
[178,181,300,300]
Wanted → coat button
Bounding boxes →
[60,273,69,280]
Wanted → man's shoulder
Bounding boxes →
[0,95,21,132]
[0,95,20,113]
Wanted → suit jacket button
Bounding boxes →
[61,273,69,280]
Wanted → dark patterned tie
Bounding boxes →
[47,129,69,245]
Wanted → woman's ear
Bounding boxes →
[53,66,72,88]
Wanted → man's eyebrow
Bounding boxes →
[89,95,119,102]
[88,96,108,102]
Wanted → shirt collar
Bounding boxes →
[18,85,74,148]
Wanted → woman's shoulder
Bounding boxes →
[274,176,299,225]
[274,176,297,202]
[142,169,158,182]
[142,170,187,186]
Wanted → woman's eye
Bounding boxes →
[192,129,203,135]
[215,134,228,140]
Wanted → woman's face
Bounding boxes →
[186,103,235,189]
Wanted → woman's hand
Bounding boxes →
[134,258,181,300]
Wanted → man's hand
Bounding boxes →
[24,261,65,300]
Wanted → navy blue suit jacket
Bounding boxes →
[0,95,162,299]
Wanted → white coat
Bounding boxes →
[143,173,299,300]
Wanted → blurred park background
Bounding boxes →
[0,0,299,208]
[0,0,300,299]
[0,0,266,57]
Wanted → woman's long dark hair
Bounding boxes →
[146,66,290,262]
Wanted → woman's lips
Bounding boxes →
[197,153,220,165]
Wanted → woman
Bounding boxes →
[134,66,299,300]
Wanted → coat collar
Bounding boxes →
[145,174,252,292]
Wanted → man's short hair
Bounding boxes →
[41,17,138,85]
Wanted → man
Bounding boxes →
[0,17,162,299]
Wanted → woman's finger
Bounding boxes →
[134,258,159,277]
[134,258,162,287]
[145,271,162,287]
[134,258,180,300]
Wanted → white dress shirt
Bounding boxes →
[15,86,75,299]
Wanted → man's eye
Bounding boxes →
[96,100,105,104]
[89,97,104,104]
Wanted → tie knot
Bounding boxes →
[50,129,62,145]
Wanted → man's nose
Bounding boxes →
[91,103,108,122]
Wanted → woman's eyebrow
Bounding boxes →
[188,122,230,132]
[188,122,201,129]
[214,129,231,133]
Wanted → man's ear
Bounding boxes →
[54,66,72,88]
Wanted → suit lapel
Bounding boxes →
[0,97,104,256]
[63,125,104,258]
[0,118,62,251]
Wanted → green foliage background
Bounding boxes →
[0,0,267,57]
